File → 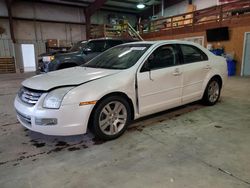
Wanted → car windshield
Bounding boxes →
[69,41,87,52]
[82,44,152,69]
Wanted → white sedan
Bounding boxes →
[14,40,227,140]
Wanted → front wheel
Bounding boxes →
[202,78,221,106]
[90,96,131,140]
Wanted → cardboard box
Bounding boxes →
[47,39,58,47]
[173,16,184,26]
[58,40,71,47]
[184,14,193,25]
[187,4,196,13]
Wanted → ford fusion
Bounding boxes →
[14,41,227,140]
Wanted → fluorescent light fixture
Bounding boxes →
[137,3,145,9]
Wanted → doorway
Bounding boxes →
[242,32,250,76]
[21,44,36,72]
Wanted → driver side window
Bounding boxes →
[141,44,178,72]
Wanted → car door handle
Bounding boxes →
[172,69,182,76]
[204,65,212,70]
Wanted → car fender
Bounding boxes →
[62,70,137,112]
[201,59,227,97]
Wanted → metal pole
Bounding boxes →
[161,0,164,17]
[5,0,16,43]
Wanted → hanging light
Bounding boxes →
[137,3,145,9]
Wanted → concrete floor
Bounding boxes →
[0,73,250,188]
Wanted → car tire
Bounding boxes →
[90,96,131,140]
[202,78,221,106]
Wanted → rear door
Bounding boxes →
[178,44,210,104]
[105,40,123,50]
[137,44,182,115]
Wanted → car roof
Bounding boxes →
[78,39,201,47]
[88,38,128,41]
[126,40,198,45]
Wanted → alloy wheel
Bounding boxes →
[208,80,220,103]
[99,101,127,135]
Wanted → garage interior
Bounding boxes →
[0,0,250,187]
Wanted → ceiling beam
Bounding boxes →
[108,0,139,5]
[101,7,138,15]
[102,4,139,12]
[19,0,138,14]
[20,0,90,8]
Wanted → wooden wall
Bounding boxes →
[145,26,250,75]
[210,26,250,75]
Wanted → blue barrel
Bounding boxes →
[211,49,224,56]
[227,60,236,76]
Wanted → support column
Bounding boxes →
[85,9,91,40]
[5,0,16,43]
[84,0,108,40]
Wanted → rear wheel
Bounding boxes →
[90,96,131,140]
[202,78,221,106]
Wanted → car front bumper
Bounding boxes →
[14,95,93,136]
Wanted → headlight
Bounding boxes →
[43,87,74,109]
[42,56,55,62]
[50,56,55,61]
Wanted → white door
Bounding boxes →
[178,44,211,104]
[21,44,36,72]
[137,44,182,116]
[242,33,250,76]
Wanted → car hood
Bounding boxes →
[39,51,68,57]
[55,51,80,58]
[22,66,121,91]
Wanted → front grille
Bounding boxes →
[16,110,31,126]
[18,87,44,105]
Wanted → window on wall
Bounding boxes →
[183,36,204,46]
[180,44,208,64]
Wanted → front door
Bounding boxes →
[137,44,182,116]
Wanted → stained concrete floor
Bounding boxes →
[0,73,250,188]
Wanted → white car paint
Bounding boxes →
[14,40,227,136]
[22,67,121,91]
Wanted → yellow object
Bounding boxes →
[187,4,196,13]
[50,56,55,61]
[79,101,97,106]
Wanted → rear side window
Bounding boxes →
[107,40,123,48]
[180,44,208,64]
[87,41,106,52]
[103,40,123,51]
